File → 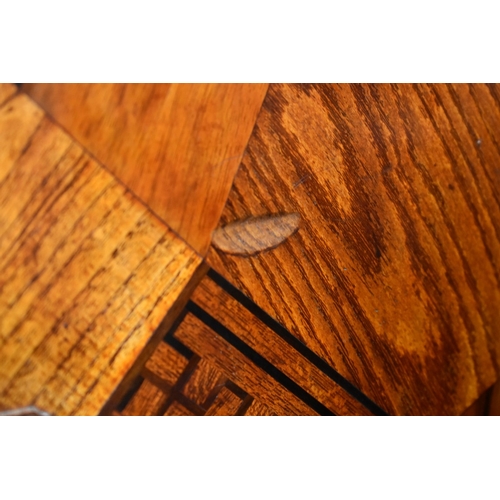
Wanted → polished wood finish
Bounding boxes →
[107,269,383,415]
[164,401,195,416]
[461,379,500,415]
[487,379,500,416]
[191,274,375,415]
[212,213,300,255]
[111,335,252,417]
[121,379,169,416]
[204,387,243,416]
[0,83,16,107]
[22,83,269,255]
[208,84,500,416]
[462,391,489,416]
[181,358,224,406]
[0,91,202,415]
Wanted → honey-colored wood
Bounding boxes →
[181,358,225,407]
[245,400,276,416]
[0,93,202,415]
[109,333,252,416]
[107,267,383,416]
[175,314,317,415]
[22,83,269,255]
[108,304,321,415]
[144,342,189,387]
[208,84,500,416]
[191,275,373,415]
[163,401,194,416]
[121,379,169,416]
[212,213,300,255]
[204,386,242,416]
[0,83,16,107]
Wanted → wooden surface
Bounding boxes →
[208,84,500,416]
[212,213,300,255]
[462,390,489,416]
[107,269,385,415]
[110,335,262,416]
[22,83,269,255]
[0,89,202,415]
[487,379,500,416]
[0,83,16,107]
[461,379,500,415]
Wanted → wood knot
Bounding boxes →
[212,213,300,256]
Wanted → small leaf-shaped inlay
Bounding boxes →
[212,213,300,256]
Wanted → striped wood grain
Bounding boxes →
[487,379,500,416]
[112,335,255,417]
[108,269,384,415]
[22,83,269,255]
[208,84,500,416]
[0,83,17,107]
[0,90,202,415]
[191,272,378,415]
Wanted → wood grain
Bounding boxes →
[22,83,269,255]
[109,333,253,416]
[191,274,375,415]
[175,313,318,415]
[487,379,500,416]
[181,358,225,406]
[108,305,320,416]
[208,84,500,416]
[212,213,300,255]
[106,267,385,416]
[245,400,276,416]
[144,341,189,387]
[0,83,16,107]
[461,390,489,416]
[163,401,195,416]
[204,386,242,416]
[121,379,169,416]
[0,92,202,415]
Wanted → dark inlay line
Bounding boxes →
[202,380,229,411]
[207,268,388,416]
[163,308,194,360]
[115,375,144,412]
[186,300,336,416]
[157,355,201,416]
[236,394,255,416]
[225,380,249,400]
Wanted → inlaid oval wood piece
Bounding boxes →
[212,213,300,255]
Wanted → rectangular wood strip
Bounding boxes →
[122,379,169,416]
[145,341,189,387]
[204,386,242,416]
[181,358,225,407]
[164,401,195,416]
[245,399,276,416]
[174,313,318,416]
